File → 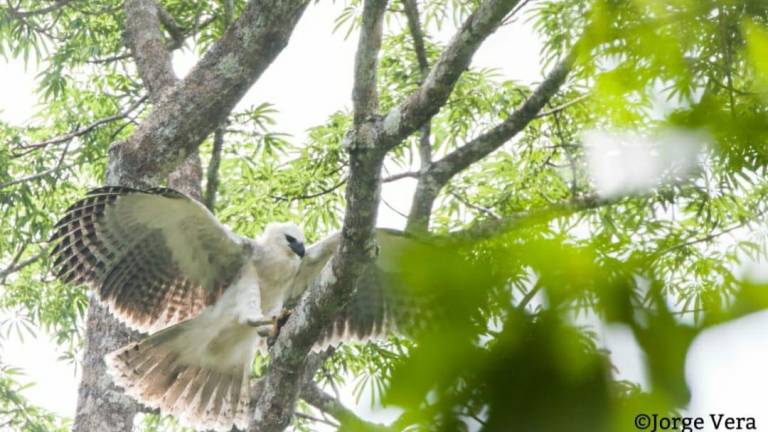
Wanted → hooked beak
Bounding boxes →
[289,241,305,258]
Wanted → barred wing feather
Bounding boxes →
[313,229,431,348]
[49,187,246,333]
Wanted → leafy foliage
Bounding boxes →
[1,0,768,431]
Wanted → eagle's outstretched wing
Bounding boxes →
[49,186,246,333]
[308,229,430,347]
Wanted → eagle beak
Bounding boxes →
[290,242,305,258]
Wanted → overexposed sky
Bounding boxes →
[1,1,767,429]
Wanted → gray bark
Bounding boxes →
[73,1,310,431]
[108,0,310,186]
[403,0,434,233]
[251,0,524,430]
[379,0,522,148]
[73,0,565,429]
[406,55,573,231]
[123,0,203,200]
[73,299,142,432]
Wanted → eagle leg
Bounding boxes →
[266,308,293,347]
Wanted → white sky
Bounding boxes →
[1,1,767,429]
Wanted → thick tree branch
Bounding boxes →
[109,0,310,186]
[406,55,573,231]
[124,0,203,199]
[428,55,572,185]
[300,382,391,431]
[155,3,185,48]
[380,0,522,148]
[403,0,429,76]
[124,0,178,104]
[401,0,436,232]
[202,1,234,211]
[75,2,310,432]
[87,14,218,66]
[442,193,607,242]
[250,1,528,428]
[352,0,388,125]
[535,93,589,118]
[167,152,203,199]
[250,1,388,430]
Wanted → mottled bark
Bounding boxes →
[380,0,522,148]
[123,0,203,199]
[109,0,311,186]
[249,1,388,428]
[74,1,309,431]
[250,0,523,430]
[75,0,560,429]
[403,0,433,233]
[352,0,387,125]
[168,151,203,199]
[73,299,142,432]
[406,56,573,231]
[204,126,226,210]
[124,0,177,104]
[74,1,180,429]
[405,173,439,233]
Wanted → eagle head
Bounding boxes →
[261,222,306,259]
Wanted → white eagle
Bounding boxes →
[49,187,407,431]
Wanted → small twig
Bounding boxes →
[548,104,579,196]
[402,0,433,172]
[382,171,420,182]
[86,53,131,65]
[0,249,46,283]
[270,178,348,202]
[301,381,391,431]
[1,140,72,190]
[204,124,226,211]
[3,0,71,18]
[295,411,340,428]
[381,198,408,219]
[468,412,489,426]
[441,193,610,243]
[502,0,533,25]
[651,219,758,262]
[13,96,148,156]
[4,3,64,40]
[0,244,27,281]
[448,189,500,220]
[535,94,589,118]
[322,365,342,401]
[518,281,542,311]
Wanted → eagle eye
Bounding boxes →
[284,234,297,243]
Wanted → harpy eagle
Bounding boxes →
[49,187,412,431]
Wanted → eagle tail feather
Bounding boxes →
[105,321,251,431]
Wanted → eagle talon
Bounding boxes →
[266,308,294,347]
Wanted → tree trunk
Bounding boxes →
[72,1,310,430]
